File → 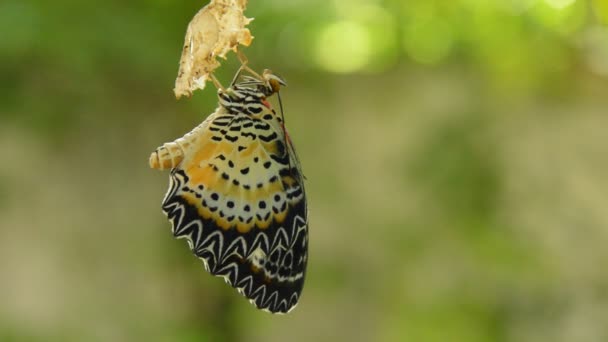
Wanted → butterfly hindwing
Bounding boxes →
[159,86,307,313]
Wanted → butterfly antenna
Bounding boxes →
[278,90,306,181]
[278,91,286,129]
[277,91,294,174]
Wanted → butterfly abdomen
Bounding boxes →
[149,141,184,170]
[149,117,215,170]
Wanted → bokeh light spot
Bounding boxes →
[534,0,586,34]
[335,3,399,72]
[543,0,577,10]
[593,0,608,24]
[315,20,371,73]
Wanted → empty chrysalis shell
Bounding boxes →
[174,0,254,99]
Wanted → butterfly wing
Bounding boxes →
[161,105,308,313]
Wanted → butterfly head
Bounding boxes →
[218,69,287,115]
[261,69,287,96]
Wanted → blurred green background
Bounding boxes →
[2,0,608,341]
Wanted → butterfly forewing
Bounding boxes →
[156,81,307,313]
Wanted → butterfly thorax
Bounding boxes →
[218,84,277,118]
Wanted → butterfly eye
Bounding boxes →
[261,69,287,94]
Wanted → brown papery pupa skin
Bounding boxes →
[174,0,253,99]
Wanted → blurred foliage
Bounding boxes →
[1,0,608,342]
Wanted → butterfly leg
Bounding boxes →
[209,73,226,92]
[230,63,247,87]
[236,48,264,81]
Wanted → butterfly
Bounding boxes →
[149,66,308,313]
